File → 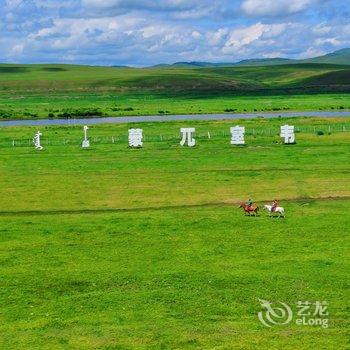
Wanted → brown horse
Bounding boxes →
[239,202,260,216]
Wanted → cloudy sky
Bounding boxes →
[1,0,349,66]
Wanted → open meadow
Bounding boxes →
[0,63,349,119]
[0,117,349,349]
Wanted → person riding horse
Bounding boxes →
[245,198,253,211]
[239,199,259,215]
[271,199,278,212]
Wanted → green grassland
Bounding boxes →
[0,63,349,119]
[0,117,349,349]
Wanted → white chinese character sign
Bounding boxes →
[82,125,90,148]
[28,124,304,151]
[180,128,195,147]
[280,125,295,144]
[230,125,245,145]
[33,131,43,150]
[128,128,143,148]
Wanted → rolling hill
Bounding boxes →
[152,48,350,68]
[0,61,349,120]
[304,48,350,65]
[0,62,349,95]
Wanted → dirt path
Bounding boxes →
[0,195,348,217]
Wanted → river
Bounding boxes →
[0,110,349,127]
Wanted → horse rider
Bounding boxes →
[271,199,278,212]
[245,198,253,210]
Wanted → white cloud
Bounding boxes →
[9,43,24,55]
[314,37,341,47]
[207,28,229,46]
[312,23,332,36]
[262,51,284,58]
[301,47,325,58]
[241,0,315,17]
[222,22,287,54]
[81,0,206,16]
[191,31,201,39]
[5,0,23,9]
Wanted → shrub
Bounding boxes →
[316,130,324,136]
[57,108,104,118]
[0,110,12,119]
[23,111,38,118]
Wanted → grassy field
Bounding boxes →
[0,117,349,349]
[0,63,349,119]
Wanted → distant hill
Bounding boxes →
[111,65,132,68]
[151,61,231,68]
[0,61,349,95]
[304,48,350,65]
[233,58,296,66]
[150,48,350,68]
[152,58,295,68]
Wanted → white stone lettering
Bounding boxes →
[180,128,195,147]
[33,131,43,150]
[128,128,143,148]
[280,125,295,144]
[230,125,245,145]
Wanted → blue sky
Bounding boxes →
[1,0,349,66]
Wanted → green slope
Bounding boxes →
[0,62,349,120]
[0,62,349,94]
[305,48,350,65]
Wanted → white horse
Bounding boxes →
[264,204,285,217]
